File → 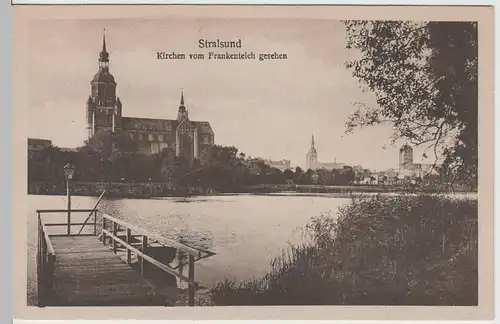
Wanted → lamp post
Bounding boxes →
[148,178,152,197]
[64,163,75,235]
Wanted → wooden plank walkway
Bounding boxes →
[47,236,174,306]
[37,209,215,307]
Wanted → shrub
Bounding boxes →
[209,194,478,306]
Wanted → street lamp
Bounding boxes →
[64,163,75,235]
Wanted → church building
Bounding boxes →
[86,33,214,161]
[306,134,345,170]
[398,144,439,179]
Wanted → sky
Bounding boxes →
[26,17,435,171]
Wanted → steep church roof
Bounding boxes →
[122,117,176,132]
[122,117,214,134]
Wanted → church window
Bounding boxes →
[148,134,154,141]
[138,133,143,140]
[129,132,135,140]
[158,134,164,142]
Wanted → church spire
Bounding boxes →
[177,89,189,121]
[99,29,109,64]
[308,134,317,155]
[102,30,107,52]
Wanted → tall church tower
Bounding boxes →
[306,134,318,170]
[399,144,413,171]
[86,31,122,139]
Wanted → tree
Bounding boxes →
[293,166,304,184]
[80,130,137,162]
[283,169,294,183]
[208,145,240,166]
[301,169,314,185]
[334,166,356,185]
[316,168,334,185]
[28,145,65,182]
[78,130,139,182]
[344,21,478,188]
[196,145,248,189]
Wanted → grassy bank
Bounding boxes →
[208,194,478,306]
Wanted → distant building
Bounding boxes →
[398,144,439,179]
[264,159,291,171]
[306,135,345,170]
[352,165,363,172]
[85,32,214,161]
[377,169,400,185]
[355,168,377,185]
[28,138,52,151]
[28,138,52,158]
[60,148,78,153]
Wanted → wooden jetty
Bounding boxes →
[36,208,215,307]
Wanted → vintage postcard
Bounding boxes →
[12,4,494,321]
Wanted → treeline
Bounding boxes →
[28,131,356,191]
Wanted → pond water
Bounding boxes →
[26,191,477,304]
[27,194,352,302]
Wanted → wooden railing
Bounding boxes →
[36,214,55,307]
[36,209,98,236]
[101,214,215,306]
[36,209,99,307]
[36,208,215,306]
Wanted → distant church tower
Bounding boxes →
[399,144,413,171]
[306,134,318,170]
[86,30,122,139]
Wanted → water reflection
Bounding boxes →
[98,198,215,252]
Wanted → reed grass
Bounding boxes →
[208,194,478,306]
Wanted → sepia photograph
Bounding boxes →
[12,4,493,320]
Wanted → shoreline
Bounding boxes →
[28,187,478,200]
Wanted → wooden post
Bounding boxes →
[37,212,43,307]
[141,235,147,276]
[93,210,97,236]
[50,255,56,294]
[112,222,118,253]
[40,233,47,305]
[126,228,131,265]
[67,179,71,235]
[44,254,55,303]
[188,254,195,306]
[178,251,184,276]
[102,217,107,244]
[37,214,41,263]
